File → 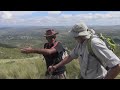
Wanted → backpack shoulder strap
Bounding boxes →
[51,41,59,48]
[87,37,94,56]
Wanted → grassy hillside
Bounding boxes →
[0,56,80,79]
[0,45,119,79]
[0,55,120,79]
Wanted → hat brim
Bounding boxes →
[69,30,91,37]
[44,32,59,37]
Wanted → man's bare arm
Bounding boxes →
[21,47,57,55]
[104,64,120,79]
[55,55,73,68]
[48,55,73,72]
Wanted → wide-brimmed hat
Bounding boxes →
[44,29,59,37]
[69,23,92,37]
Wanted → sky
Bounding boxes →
[0,11,120,26]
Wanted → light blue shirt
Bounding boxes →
[70,35,120,79]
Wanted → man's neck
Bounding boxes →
[48,39,56,45]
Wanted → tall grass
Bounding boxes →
[114,45,120,57]
[0,55,120,79]
[66,60,80,79]
[0,56,80,79]
[0,47,36,59]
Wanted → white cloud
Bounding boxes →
[1,11,120,26]
[0,11,13,19]
[10,11,37,16]
[60,14,72,18]
[48,11,61,15]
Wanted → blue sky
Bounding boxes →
[0,11,120,26]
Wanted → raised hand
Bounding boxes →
[21,47,33,54]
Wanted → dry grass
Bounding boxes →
[0,56,80,79]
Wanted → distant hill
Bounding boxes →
[90,25,120,31]
[0,25,120,48]
[0,43,17,48]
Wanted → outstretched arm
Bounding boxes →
[21,47,57,55]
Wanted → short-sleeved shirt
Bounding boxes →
[70,35,120,79]
[43,41,66,75]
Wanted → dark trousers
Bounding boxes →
[45,71,66,79]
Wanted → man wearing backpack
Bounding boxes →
[21,29,66,79]
[48,23,120,79]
